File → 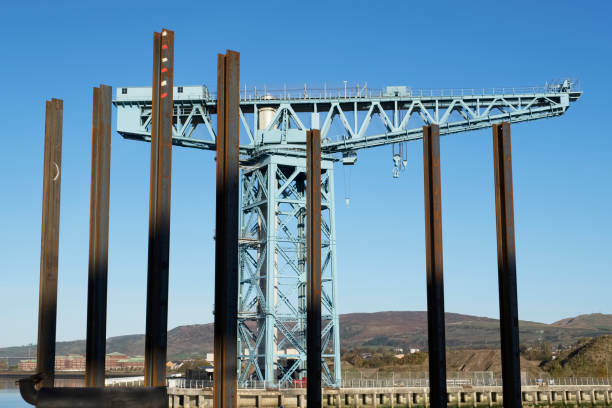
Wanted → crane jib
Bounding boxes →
[113,83,581,157]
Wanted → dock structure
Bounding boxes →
[165,384,612,408]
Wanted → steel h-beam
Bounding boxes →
[85,84,112,388]
[306,129,322,408]
[422,124,447,408]
[492,122,521,408]
[37,98,63,388]
[214,49,240,408]
[144,28,174,387]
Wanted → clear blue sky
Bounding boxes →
[1,1,610,348]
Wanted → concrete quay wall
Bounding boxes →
[168,385,612,407]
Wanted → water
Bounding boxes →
[0,377,83,408]
[0,390,28,408]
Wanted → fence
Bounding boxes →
[336,377,612,388]
[231,86,557,102]
[133,376,611,390]
[225,80,578,102]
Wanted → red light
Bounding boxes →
[161,92,168,99]
[161,68,168,73]
[162,44,168,49]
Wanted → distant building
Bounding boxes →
[409,348,420,354]
[18,359,36,371]
[19,355,86,372]
[18,353,144,372]
[106,352,129,370]
[186,366,214,381]
[55,355,86,371]
[116,356,145,370]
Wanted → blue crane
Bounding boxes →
[114,79,581,387]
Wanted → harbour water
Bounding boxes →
[0,378,83,408]
[0,390,27,408]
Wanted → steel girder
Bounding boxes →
[114,82,581,158]
[237,154,340,387]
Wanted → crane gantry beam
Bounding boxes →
[114,81,581,159]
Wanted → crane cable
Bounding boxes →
[392,142,408,178]
[392,108,408,178]
[342,164,352,206]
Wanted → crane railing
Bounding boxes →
[234,86,554,101]
[218,80,579,101]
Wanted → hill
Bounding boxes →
[0,326,213,361]
[552,313,612,331]
[1,312,610,361]
[543,335,612,377]
[339,311,612,351]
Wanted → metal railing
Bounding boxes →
[337,377,611,388]
[115,81,580,104]
[168,379,213,389]
[104,374,610,389]
[115,79,580,104]
[154,376,612,390]
[167,379,305,389]
[226,81,578,102]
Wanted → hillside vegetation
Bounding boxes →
[340,312,612,351]
[341,348,544,377]
[542,335,612,378]
[552,314,612,331]
[1,313,610,362]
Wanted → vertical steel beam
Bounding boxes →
[492,122,521,408]
[85,84,112,388]
[327,167,342,386]
[214,49,240,408]
[144,29,174,388]
[422,124,447,408]
[262,162,277,385]
[37,98,63,388]
[306,129,322,408]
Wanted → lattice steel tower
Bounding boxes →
[114,80,581,386]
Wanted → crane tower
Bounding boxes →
[114,80,581,386]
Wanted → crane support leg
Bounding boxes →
[37,98,63,389]
[85,84,112,388]
[237,156,340,388]
[307,129,322,408]
[214,49,240,408]
[422,124,447,408]
[492,123,521,408]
